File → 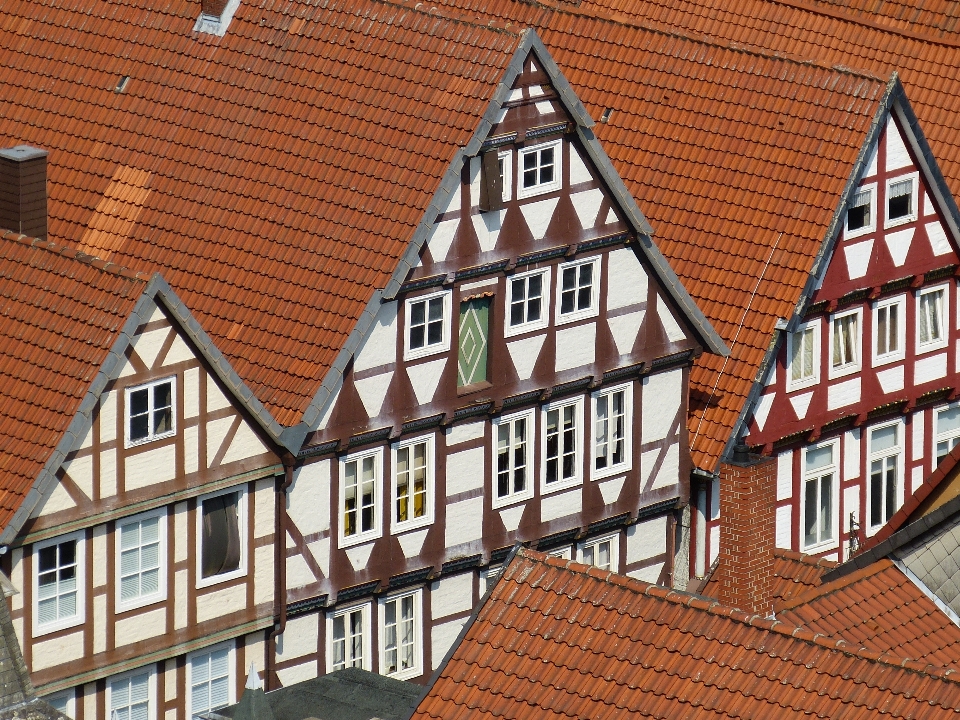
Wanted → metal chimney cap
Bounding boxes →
[732,443,751,463]
[0,145,48,162]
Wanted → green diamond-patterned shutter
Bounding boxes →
[458,298,490,386]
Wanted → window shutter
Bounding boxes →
[478,151,503,212]
[458,298,490,387]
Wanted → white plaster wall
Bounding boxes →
[132,327,168,370]
[709,524,720,566]
[446,447,484,495]
[196,582,247,624]
[185,425,200,475]
[37,483,75,517]
[207,378,233,413]
[254,545,274,605]
[100,448,117,498]
[206,416,236,465]
[276,614,319,660]
[844,485,860,536]
[775,505,792,548]
[164,659,177,703]
[555,323,596,372]
[253,479,274,538]
[93,525,108,587]
[83,684,96,720]
[125,443,176,490]
[184,367,201,420]
[843,429,861,482]
[657,296,686,342]
[885,118,911,170]
[93,594,107,654]
[640,443,680,490]
[628,563,663,584]
[606,248,647,311]
[286,554,316,590]
[163,333,196,366]
[115,606,166,646]
[912,412,924,461]
[445,421,484,446]
[827,378,861,410]
[100,391,117,444]
[540,489,581,522]
[431,618,467,671]
[431,573,474,620]
[776,450,793,501]
[626,516,667,565]
[174,570,188,630]
[288,460,331,537]
[221,422,269,465]
[915,353,947,385]
[31,629,84,671]
[444,496,483,547]
[354,302,398,373]
[641,369,682,443]
[174,502,188,562]
[10,549,22,613]
[277,662,319,688]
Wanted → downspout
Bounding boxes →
[266,455,294,690]
[665,511,677,588]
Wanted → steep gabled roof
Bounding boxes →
[371,0,894,469]
[415,548,960,719]
[776,558,960,672]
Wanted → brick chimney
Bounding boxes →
[0,145,47,240]
[201,0,229,18]
[717,445,776,616]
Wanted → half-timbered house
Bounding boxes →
[0,0,726,711]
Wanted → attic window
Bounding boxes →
[115,76,130,93]
[885,173,917,228]
[845,185,875,238]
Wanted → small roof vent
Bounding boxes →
[194,0,242,36]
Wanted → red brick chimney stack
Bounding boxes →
[717,445,776,616]
[0,145,47,240]
[201,0,229,18]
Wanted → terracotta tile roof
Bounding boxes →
[698,547,838,607]
[0,230,149,531]
[402,0,892,469]
[0,0,523,427]
[776,558,960,672]
[414,547,960,719]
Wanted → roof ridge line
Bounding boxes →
[770,0,960,51]
[774,558,894,613]
[523,0,888,83]
[368,0,524,35]
[519,548,960,689]
[1,230,151,283]
[774,547,839,569]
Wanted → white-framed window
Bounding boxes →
[188,642,234,719]
[404,291,451,361]
[328,603,371,672]
[787,320,819,390]
[802,441,838,550]
[339,449,382,547]
[505,267,550,337]
[547,546,572,560]
[116,508,166,611]
[578,532,619,572]
[33,531,84,635]
[885,172,918,228]
[828,308,861,378]
[392,436,433,532]
[868,421,903,533]
[935,403,960,467]
[481,564,503,594]
[196,487,246,588]
[125,377,175,447]
[556,257,600,324]
[43,690,75,719]
[107,667,155,720]
[542,397,583,492]
[872,295,905,366]
[917,284,948,353]
[492,410,534,508]
[517,139,561,199]
[845,183,876,239]
[379,588,422,680]
[591,383,632,480]
[498,150,512,203]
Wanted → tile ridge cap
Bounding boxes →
[372,0,524,36]
[525,0,888,84]
[1,230,151,284]
[774,547,840,569]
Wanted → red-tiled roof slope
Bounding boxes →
[801,0,960,39]
[415,548,960,719]
[390,0,890,469]
[776,559,960,672]
[0,0,522,426]
[0,230,149,529]
[698,547,837,606]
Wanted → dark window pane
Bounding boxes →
[130,389,148,416]
[889,193,910,219]
[154,382,171,410]
[38,546,57,573]
[130,415,149,440]
[154,407,172,434]
[427,320,443,345]
[202,493,241,578]
[410,326,424,349]
[847,204,868,230]
[411,302,425,325]
[428,298,443,322]
[59,540,75,566]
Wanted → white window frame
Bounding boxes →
[916,283,949,354]
[378,588,423,680]
[481,564,503,595]
[391,435,434,534]
[403,290,451,362]
[884,171,919,229]
[33,530,85,637]
[124,376,176,448]
[327,602,371,672]
[866,420,904,536]
[339,448,383,548]
[872,294,906,367]
[498,149,512,203]
[115,507,167,612]
[106,666,156,720]
[577,532,619,572]
[934,402,960,470]
[517,138,562,199]
[827,307,862,379]
[590,383,633,481]
[504,267,551,338]
[187,641,235,719]
[541,396,584,494]
[547,546,572,560]
[801,440,839,552]
[491,409,535,509]
[42,690,75,719]
[195,486,248,589]
[844,182,876,239]
[555,257,601,325]
[786,319,820,391]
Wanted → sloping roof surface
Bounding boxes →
[776,558,960,672]
[895,511,960,617]
[698,547,837,606]
[416,0,890,469]
[415,547,960,719]
[0,0,521,427]
[0,231,148,533]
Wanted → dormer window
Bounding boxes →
[885,173,918,228]
[518,140,561,199]
[126,378,175,446]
